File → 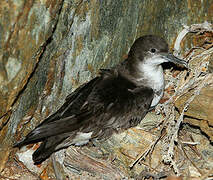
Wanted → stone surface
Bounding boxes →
[56,114,163,179]
[208,54,213,73]
[0,0,63,117]
[0,0,212,179]
[175,83,213,142]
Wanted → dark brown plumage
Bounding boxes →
[14,35,187,164]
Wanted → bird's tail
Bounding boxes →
[32,134,69,164]
[13,138,39,148]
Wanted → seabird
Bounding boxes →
[14,35,187,164]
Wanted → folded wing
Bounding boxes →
[14,69,154,164]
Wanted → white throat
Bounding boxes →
[137,62,165,107]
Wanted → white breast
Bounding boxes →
[137,62,165,107]
[151,93,163,107]
[72,132,93,146]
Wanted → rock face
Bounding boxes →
[0,0,212,179]
[175,84,213,142]
[0,0,63,118]
[174,30,213,143]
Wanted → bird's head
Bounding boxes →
[128,35,188,68]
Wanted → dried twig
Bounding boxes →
[174,21,213,56]
[129,128,166,169]
[160,22,213,175]
[180,142,203,176]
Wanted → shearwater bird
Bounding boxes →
[14,35,187,164]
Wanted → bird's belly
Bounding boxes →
[72,132,93,146]
[150,76,164,107]
[150,90,163,107]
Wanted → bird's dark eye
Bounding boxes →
[150,48,156,53]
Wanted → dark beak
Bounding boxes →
[161,53,188,68]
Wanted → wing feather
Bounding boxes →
[14,70,154,148]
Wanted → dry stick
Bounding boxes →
[162,34,213,175]
[164,46,212,107]
[180,141,200,145]
[174,21,213,55]
[165,75,213,175]
[180,142,203,176]
[129,128,166,169]
[129,141,157,169]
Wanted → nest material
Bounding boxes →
[158,21,213,177]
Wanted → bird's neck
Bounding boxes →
[119,58,165,89]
